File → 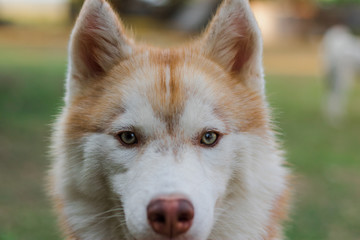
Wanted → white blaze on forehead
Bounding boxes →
[179,67,228,136]
[110,94,167,136]
[109,74,166,136]
[180,97,226,137]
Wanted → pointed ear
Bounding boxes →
[66,0,133,97]
[201,0,264,93]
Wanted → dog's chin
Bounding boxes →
[125,219,211,240]
[128,230,206,240]
[134,236,200,240]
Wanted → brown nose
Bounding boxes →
[147,197,194,237]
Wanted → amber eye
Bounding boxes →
[200,131,219,146]
[117,131,138,145]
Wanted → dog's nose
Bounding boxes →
[147,197,194,237]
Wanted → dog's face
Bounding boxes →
[58,0,270,239]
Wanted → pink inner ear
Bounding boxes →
[231,33,254,72]
[77,15,107,76]
[229,14,255,73]
[75,9,120,78]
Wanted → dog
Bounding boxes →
[48,0,290,239]
[323,25,360,124]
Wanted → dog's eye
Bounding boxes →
[200,131,219,146]
[117,131,138,145]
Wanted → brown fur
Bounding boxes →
[264,189,291,240]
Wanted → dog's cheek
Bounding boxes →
[69,134,109,198]
[111,169,155,239]
[79,134,133,198]
[196,134,243,229]
[202,137,236,197]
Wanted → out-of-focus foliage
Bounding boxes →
[69,0,185,20]
[256,0,360,4]
[317,0,360,4]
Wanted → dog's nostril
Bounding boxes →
[178,212,192,222]
[151,213,165,223]
[147,197,194,237]
[177,199,194,222]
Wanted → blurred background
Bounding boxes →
[0,0,359,239]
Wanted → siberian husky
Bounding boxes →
[48,0,290,239]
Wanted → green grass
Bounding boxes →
[267,75,360,240]
[0,44,359,240]
[0,46,65,240]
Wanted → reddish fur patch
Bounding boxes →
[47,174,78,240]
[230,14,255,73]
[264,187,291,240]
[54,197,79,240]
[148,50,185,133]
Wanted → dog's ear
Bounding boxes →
[200,0,264,93]
[66,0,133,99]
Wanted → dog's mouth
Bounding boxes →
[133,237,196,240]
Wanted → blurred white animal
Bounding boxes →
[323,25,360,123]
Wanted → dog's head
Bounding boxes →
[58,0,276,239]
